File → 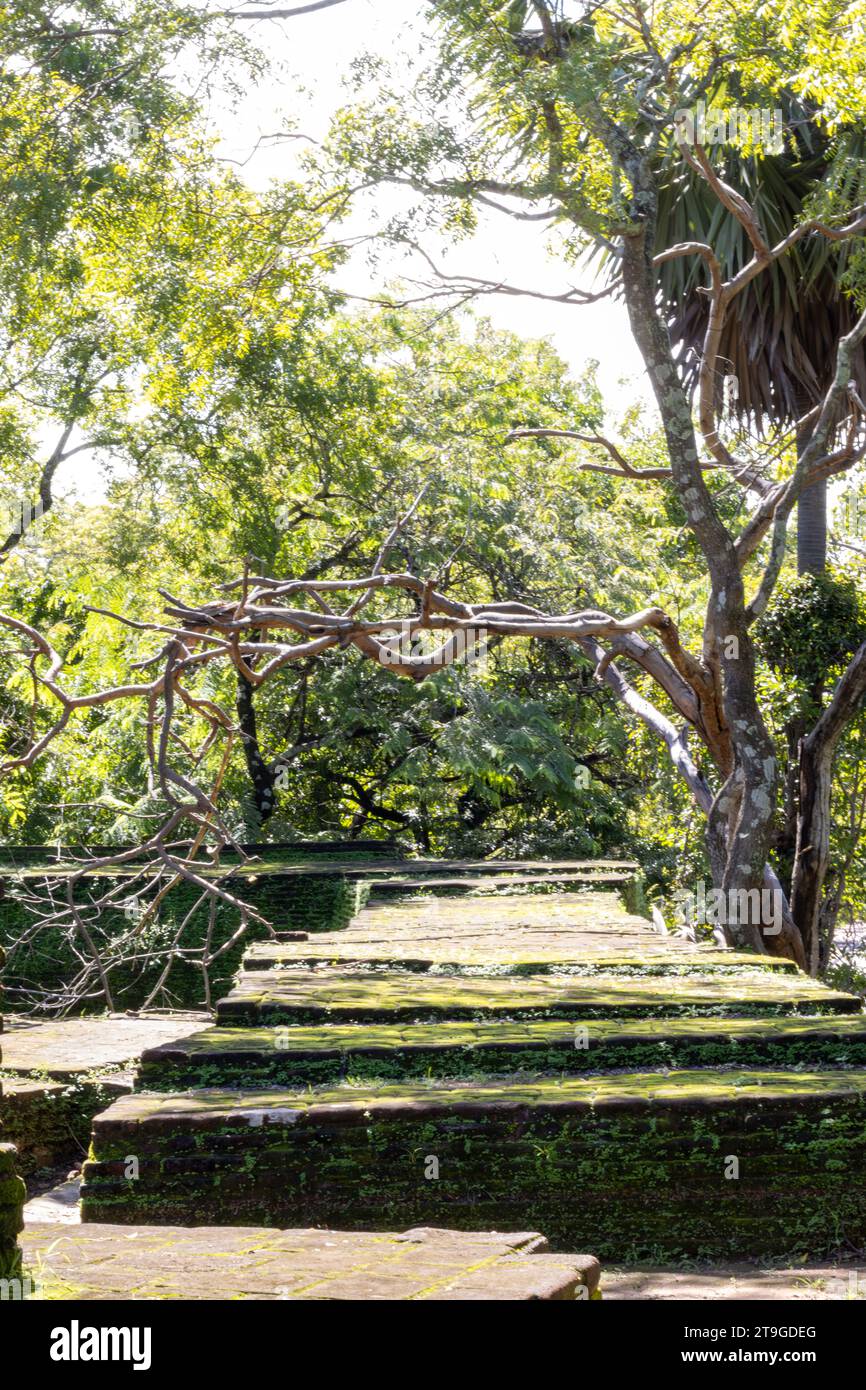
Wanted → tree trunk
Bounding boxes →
[797,477,827,575]
[616,226,802,964]
[583,635,808,967]
[791,641,866,973]
[236,667,277,831]
[796,409,825,576]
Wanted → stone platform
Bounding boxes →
[0,1015,208,1080]
[245,891,796,971]
[79,1070,866,1254]
[215,966,853,1027]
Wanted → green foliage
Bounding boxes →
[757,572,866,687]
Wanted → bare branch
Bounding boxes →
[226,1,350,18]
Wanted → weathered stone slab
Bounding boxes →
[138,1013,866,1089]
[368,872,633,893]
[20,1222,600,1300]
[0,1015,209,1080]
[245,942,794,974]
[216,966,858,1026]
[87,1066,866,1125]
[80,1070,866,1258]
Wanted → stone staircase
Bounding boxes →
[80,864,866,1261]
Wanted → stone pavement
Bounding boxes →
[1,1014,208,1174]
[21,1221,599,1300]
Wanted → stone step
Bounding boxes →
[243,940,796,975]
[215,967,859,1027]
[80,1070,866,1259]
[337,888,659,940]
[138,1014,866,1089]
[251,889,796,973]
[350,888,635,925]
[21,1221,601,1300]
[367,873,632,895]
[355,858,638,879]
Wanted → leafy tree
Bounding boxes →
[3,303,658,855]
[651,101,866,576]
[317,0,866,967]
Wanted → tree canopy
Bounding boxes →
[3,0,866,1005]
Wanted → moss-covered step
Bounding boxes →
[262,889,796,973]
[137,1013,866,1089]
[80,1070,866,1260]
[367,873,634,894]
[344,889,654,940]
[243,941,795,976]
[215,967,859,1026]
[354,857,638,881]
[21,1221,601,1300]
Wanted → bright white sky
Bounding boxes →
[66,0,651,504]
[214,0,647,391]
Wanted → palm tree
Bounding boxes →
[655,115,866,575]
[653,114,866,926]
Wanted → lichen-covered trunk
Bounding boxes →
[618,214,804,965]
[790,739,829,974]
[791,642,866,974]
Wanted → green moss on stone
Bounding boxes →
[81,1070,866,1262]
